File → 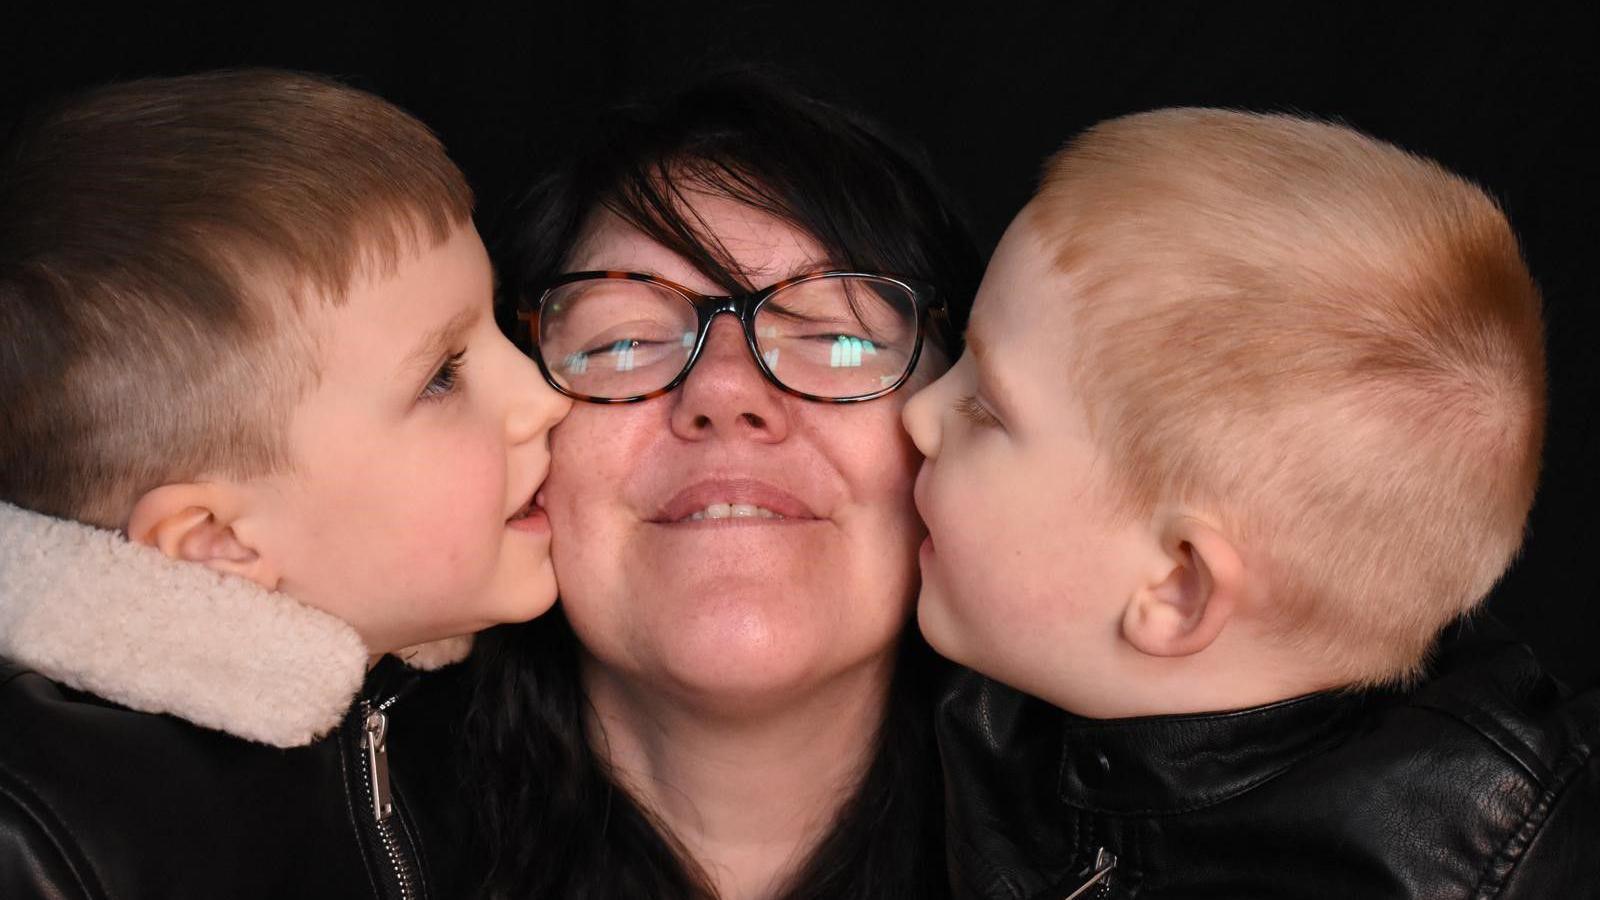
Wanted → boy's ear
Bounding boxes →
[126,483,279,590]
[1121,515,1243,658]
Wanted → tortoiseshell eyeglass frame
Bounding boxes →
[515,270,949,404]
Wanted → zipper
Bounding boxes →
[1059,847,1116,899]
[361,699,422,900]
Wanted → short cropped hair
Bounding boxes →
[1030,108,1545,685]
[0,69,473,527]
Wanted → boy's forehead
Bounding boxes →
[960,216,1084,393]
[974,213,1079,332]
[293,223,489,368]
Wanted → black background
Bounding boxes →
[5,2,1596,686]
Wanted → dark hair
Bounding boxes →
[0,68,472,527]
[464,71,980,899]
[491,70,976,354]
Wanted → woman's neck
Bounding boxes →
[581,652,895,900]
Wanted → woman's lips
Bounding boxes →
[653,478,819,523]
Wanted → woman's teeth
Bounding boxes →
[685,503,783,522]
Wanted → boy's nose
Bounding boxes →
[507,348,572,444]
[900,379,942,460]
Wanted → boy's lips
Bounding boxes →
[507,508,549,534]
[507,488,550,532]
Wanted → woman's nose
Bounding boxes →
[669,315,790,442]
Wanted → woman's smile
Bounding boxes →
[651,477,820,524]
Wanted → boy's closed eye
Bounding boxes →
[955,394,1001,428]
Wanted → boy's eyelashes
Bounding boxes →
[418,350,467,402]
[955,394,1001,428]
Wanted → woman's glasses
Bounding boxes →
[517,270,944,403]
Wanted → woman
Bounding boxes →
[466,72,981,899]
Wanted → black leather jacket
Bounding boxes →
[938,631,1600,899]
[0,655,467,900]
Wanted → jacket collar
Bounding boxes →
[1052,688,1372,815]
[938,669,1374,821]
[1048,622,1512,816]
[0,501,470,748]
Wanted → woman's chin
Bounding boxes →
[598,621,898,718]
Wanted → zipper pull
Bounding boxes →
[1061,847,1116,899]
[363,707,394,822]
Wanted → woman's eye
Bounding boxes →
[955,394,1000,427]
[563,335,685,375]
[799,329,872,344]
[420,351,466,401]
[577,336,670,357]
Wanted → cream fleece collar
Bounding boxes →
[0,502,470,748]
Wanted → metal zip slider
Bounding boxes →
[1061,847,1116,899]
[363,707,394,821]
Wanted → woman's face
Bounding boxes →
[542,191,939,708]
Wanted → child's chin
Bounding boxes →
[503,565,560,623]
[913,586,963,659]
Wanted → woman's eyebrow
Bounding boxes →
[739,254,837,283]
[791,256,840,275]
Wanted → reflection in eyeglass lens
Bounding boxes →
[754,278,915,395]
[541,280,697,392]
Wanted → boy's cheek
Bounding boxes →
[915,565,957,648]
[916,564,991,674]
[921,467,971,542]
[911,460,935,524]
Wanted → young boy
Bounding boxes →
[903,109,1600,898]
[0,70,569,898]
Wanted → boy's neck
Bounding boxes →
[1052,626,1350,719]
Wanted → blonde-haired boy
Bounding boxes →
[904,108,1600,898]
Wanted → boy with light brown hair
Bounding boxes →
[904,108,1600,898]
[0,69,568,899]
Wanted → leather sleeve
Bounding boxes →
[1483,708,1600,898]
[0,771,98,900]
